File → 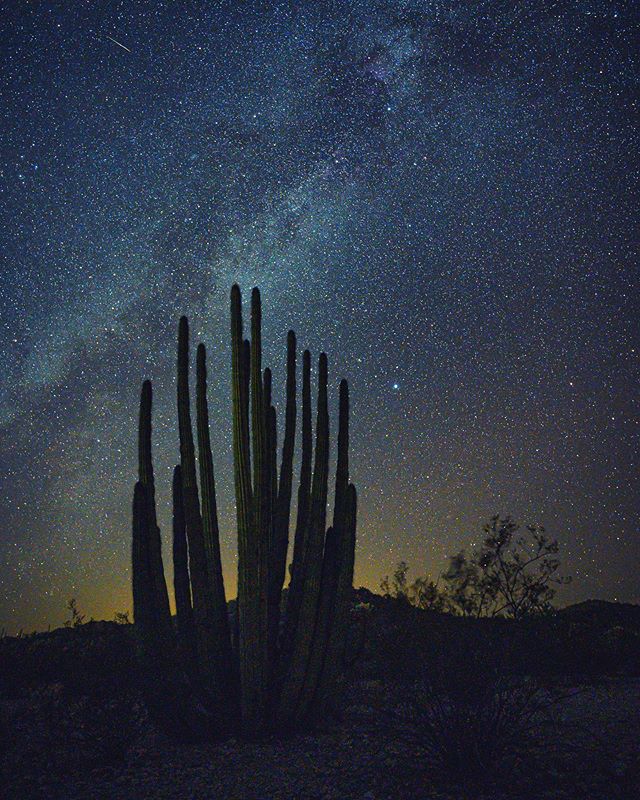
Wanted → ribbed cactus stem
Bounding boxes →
[263,367,276,549]
[263,367,277,551]
[278,352,329,722]
[231,287,252,708]
[133,479,204,740]
[315,483,357,716]
[263,367,272,411]
[132,481,153,633]
[196,343,233,673]
[281,348,312,660]
[137,382,155,502]
[137,381,172,637]
[172,465,194,657]
[268,405,278,513]
[242,339,251,441]
[260,365,278,678]
[299,379,351,714]
[333,379,350,536]
[132,479,166,715]
[231,285,253,558]
[246,287,270,727]
[278,331,297,542]
[232,286,264,730]
[177,316,219,692]
[273,331,296,595]
[297,525,338,717]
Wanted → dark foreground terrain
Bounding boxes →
[2,592,640,800]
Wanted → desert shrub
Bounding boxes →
[397,632,576,790]
[380,561,411,603]
[441,516,571,619]
[64,597,86,628]
[382,516,572,622]
[380,562,446,611]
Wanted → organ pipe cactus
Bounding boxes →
[137,381,172,640]
[131,285,357,736]
[172,464,195,662]
[196,343,235,695]
[277,352,330,723]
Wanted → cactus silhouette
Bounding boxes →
[131,285,357,736]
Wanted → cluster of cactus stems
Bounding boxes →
[131,285,357,737]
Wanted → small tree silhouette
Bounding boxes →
[380,561,410,602]
[64,598,85,628]
[442,515,571,619]
[380,562,445,611]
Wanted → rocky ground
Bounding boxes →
[2,675,639,800]
[2,599,640,799]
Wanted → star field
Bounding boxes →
[0,1,638,632]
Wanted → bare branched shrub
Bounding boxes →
[443,516,571,619]
[397,636,577,789]
[381,516,571,619]
[380,562,445,611]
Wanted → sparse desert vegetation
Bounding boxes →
[2,590,640,799]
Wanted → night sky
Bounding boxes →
[1,1,638,633]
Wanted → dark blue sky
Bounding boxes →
[1,1,638,631]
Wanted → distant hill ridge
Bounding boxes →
[557,598,640,624]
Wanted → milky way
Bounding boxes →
[1,1,638,632]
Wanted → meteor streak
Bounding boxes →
[106,35,131,53]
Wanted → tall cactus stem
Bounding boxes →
[314,482,357,716]
[196,343,234,673]
[172,465,195,660]
[278,352,329,722]
[299,379,350,713]
[280,348,312,669]
[137,380,172,636]
[177,317,220,697]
